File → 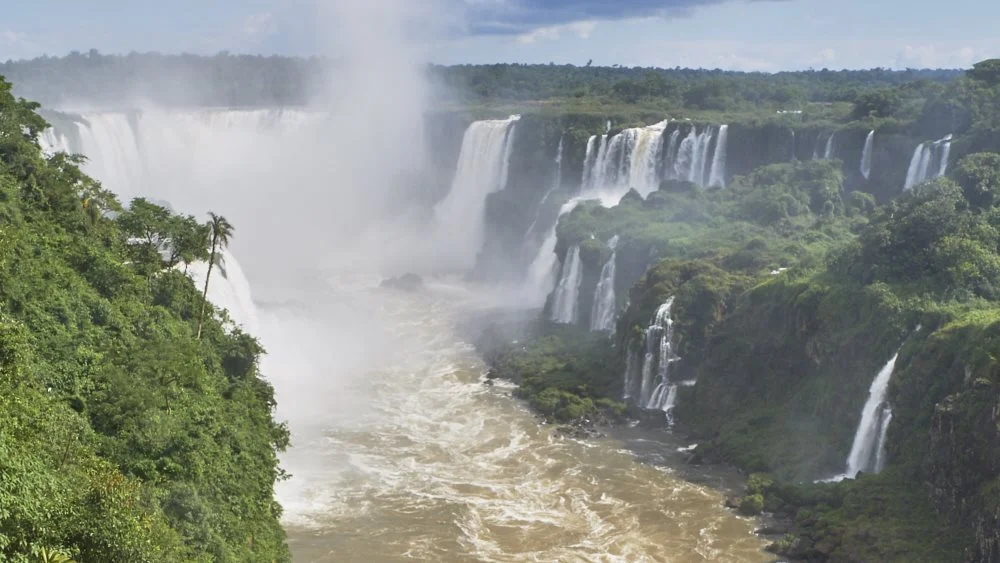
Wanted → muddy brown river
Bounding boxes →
[260,278,770,562]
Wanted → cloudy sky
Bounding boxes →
[3,0,998,71]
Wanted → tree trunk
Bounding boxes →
[197,237,217,340]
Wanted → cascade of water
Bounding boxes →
[525,199,582,306]
[586,135,611,193]
[789,129,797,161]
[707,124,729,188]
[903,134,953,191]
[860,130,875,180]
[673,126,716,187]
[434,115,521,270]
[663,129,681,180]
[186,247,260,335]
[632,297,681,421]
[824,132,836,160]
[626,121,668,196]
[843,353,899,478]
[938,134,953,177]
[873,406,893,473]
[580,135,598,191]
[550,245,583,324]
[579,121,671,198]
[590,235,620,332]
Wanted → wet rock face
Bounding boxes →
[927,384,1000,562]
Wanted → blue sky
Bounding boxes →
[2,0,998,71]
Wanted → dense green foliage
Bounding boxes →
[0,76,289,560]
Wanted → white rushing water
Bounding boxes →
[672,126,718,187]
[707,125,729,188]
[580,121,728,199]
[860,130,875,180]
[185,247,260,335]
[273,280,768,561]
[625,297,683,421]
[434,116,521,270]
[550,245,583,324]
[841,353,899,479]
[813,131,836,160]
[590,235,620,332]
[903,134,953,191]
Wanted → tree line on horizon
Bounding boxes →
[0,50,965,109]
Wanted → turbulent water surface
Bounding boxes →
[265,278,768,562]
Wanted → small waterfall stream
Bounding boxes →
[708,125,729,188]
[590,235,620,332]
[626,297,684,423]
[843,353,898,477]
[550,245,583,324]
[860,130,874,180]
[903,134,953,191]
[818,353,900,482]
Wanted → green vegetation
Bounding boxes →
[484,322,625,423]
[0,76,289,560]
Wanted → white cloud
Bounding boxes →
[243,13,276,37]
[516,20,597,44]
[893,44,983,69]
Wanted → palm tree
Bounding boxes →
[197,212,233,340]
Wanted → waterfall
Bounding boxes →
[903,134,953,191]
[434,115,520,270]
[860,130,874,180]
[580,121,668,197]
[576,121,724,196]
[664,130,681,178]
[580,135,599,190]
[525,199,581,306]
[707,125,729,188]
[670,126,715,187]
[630,297,682,421]
[842,353,899,478]
[550,245,583,324]
[625,121,668,196]
[824,132,835,160]
[186,247,260,335]
[789,129,797,161]
[39,109,325,206]
[590,235,620,332]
